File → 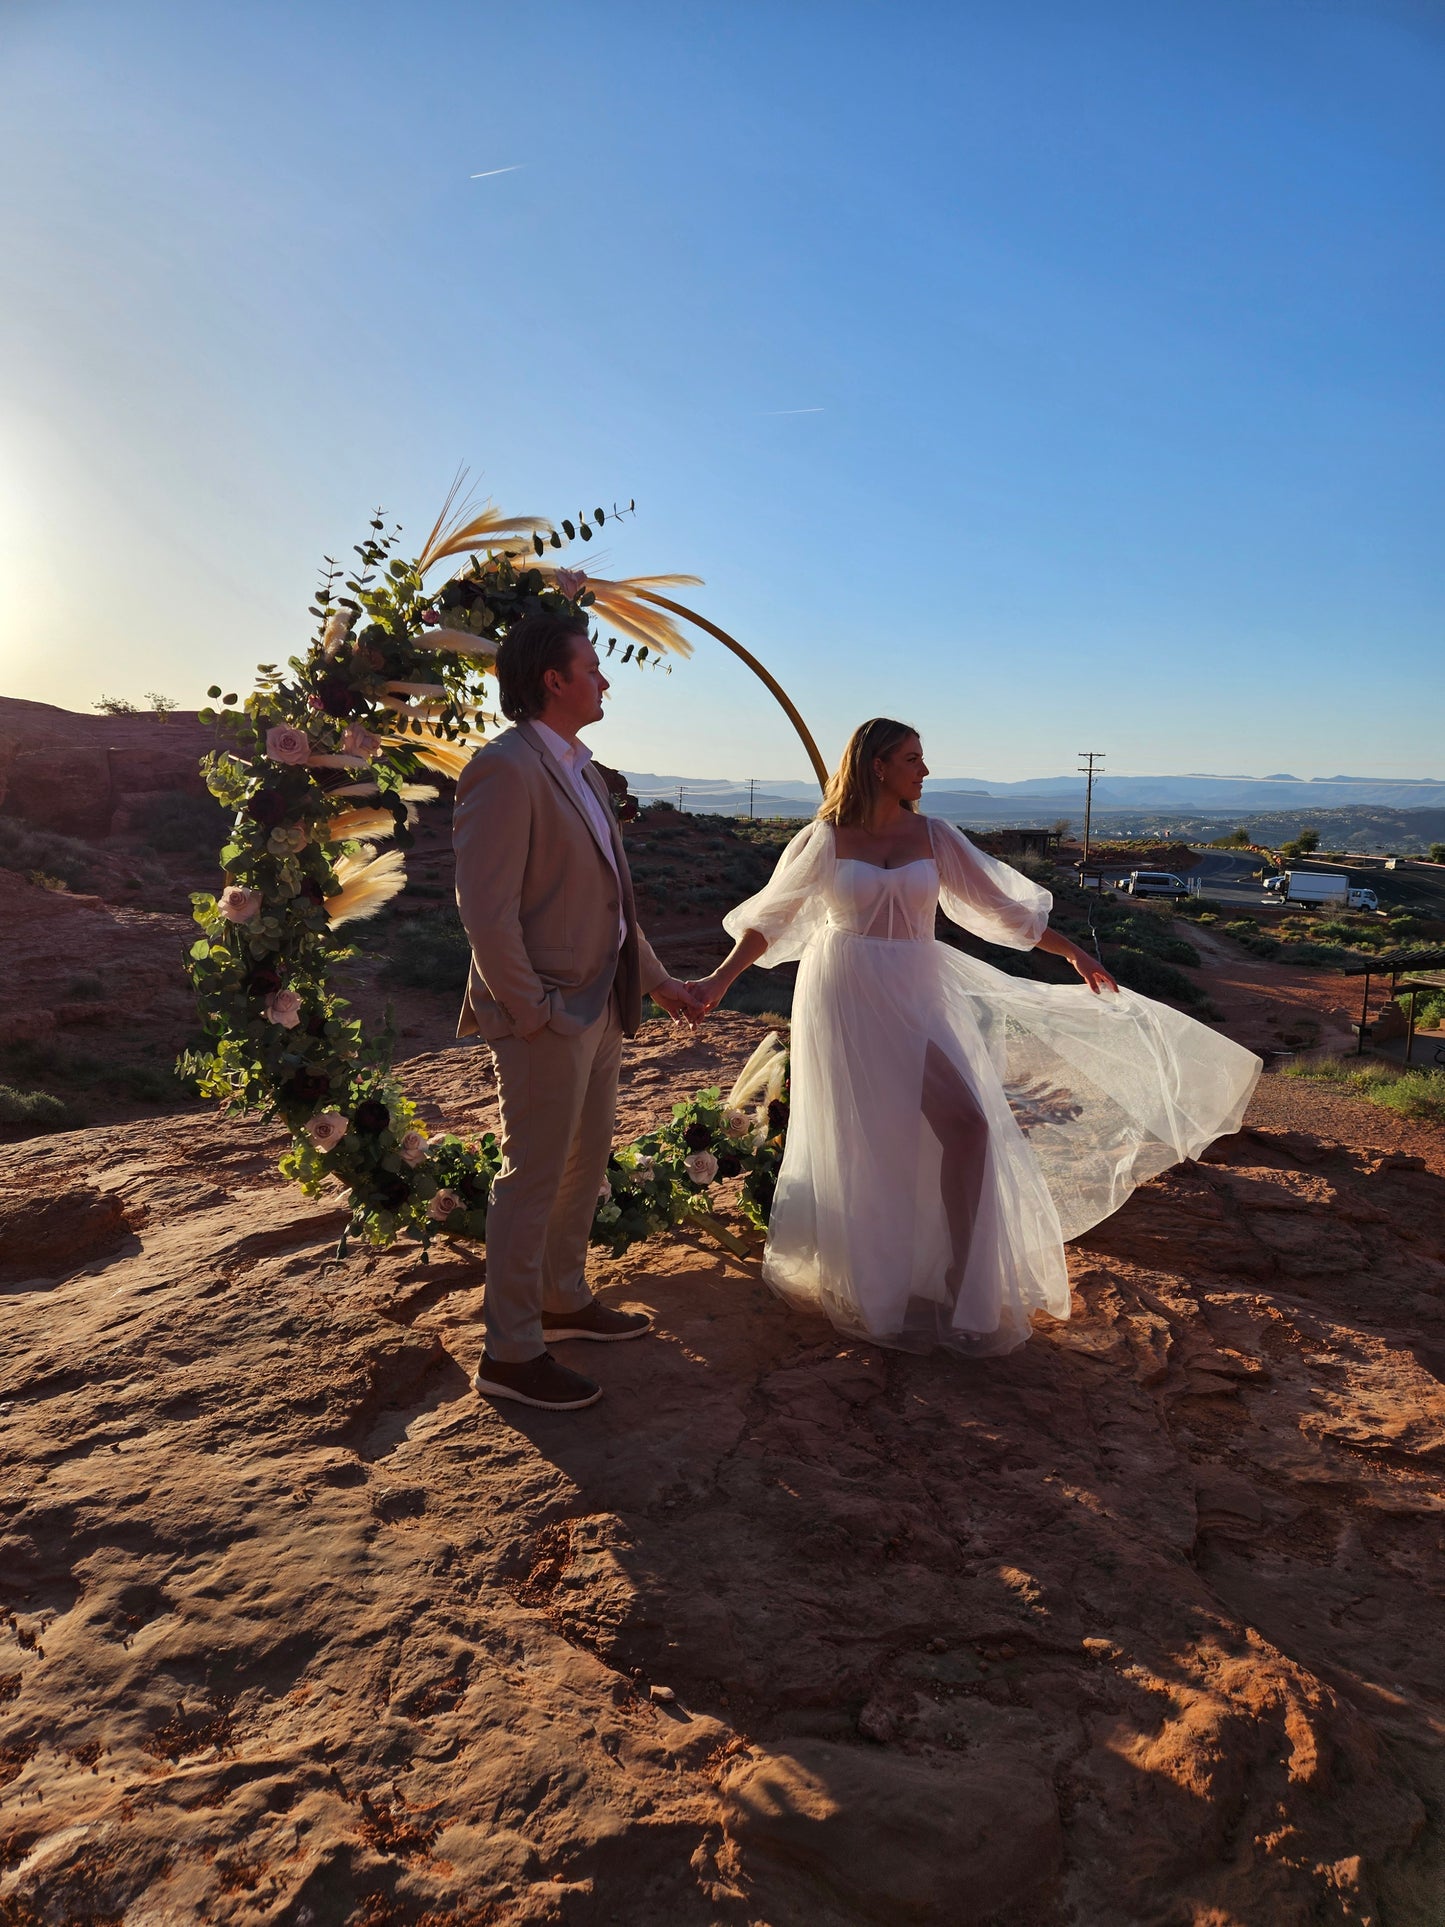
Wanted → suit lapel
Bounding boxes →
[517,722,612,866]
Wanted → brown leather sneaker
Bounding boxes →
[473,1351,601,1410]
[541,1301,654,1343]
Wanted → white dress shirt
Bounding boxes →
[532,722,627,949]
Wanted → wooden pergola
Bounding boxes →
[1343,949,1445,1057]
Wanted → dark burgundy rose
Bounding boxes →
[247,787,293,830]
[284,1069,331,1104]
[716,1152,743,1180]
[297,877,326,904]
[683,1121,712,1152]
[304,1009,328,1036]
[767,1099,790,1136]
[353,1099,391,1134]
[371,1172,412,1209]
[246,962,282,996]
[316,672,364,718]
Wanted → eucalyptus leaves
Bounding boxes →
[179,497,787,1258]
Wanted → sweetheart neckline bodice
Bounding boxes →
[834,855,938,875]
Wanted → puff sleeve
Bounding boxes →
[722,818,834,967]
[931,818,1051,951]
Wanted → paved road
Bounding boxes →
[1087,849,1270,908]
[1187,849,1274,907]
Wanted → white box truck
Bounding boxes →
[1261,871,1379,911]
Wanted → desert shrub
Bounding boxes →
[1279,940,1352,967]
[1177,897,1225,917]
[1283,1057,1445,1125]
[0,1084,72,1130]
[377,911,473,993]
[131,790,229,854]
[1222,920,1280,960]
[716,970,796,1018]
[1105,947,1209,1007]
[0,820,103,892]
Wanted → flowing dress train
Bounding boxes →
[723,818,1261,1356]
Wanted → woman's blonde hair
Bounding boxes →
[818,717,920,828]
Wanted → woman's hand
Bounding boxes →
[685,970,729,1015]
[1070,947,1118,995]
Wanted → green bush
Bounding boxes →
[0,1084,72,1131]
[0,820,104,892]
[131,790,229,854]
[377,912,473,993]
[1279,940,1352,967]
[1283,1057,1445,1125]
[1106,947,1209,1007]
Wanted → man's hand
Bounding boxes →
[651,977,707,1026]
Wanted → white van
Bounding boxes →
[1125,871,1187,899]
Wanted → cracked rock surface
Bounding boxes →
[3,1016,1445,1924]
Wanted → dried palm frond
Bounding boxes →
[410,735,478,781]
[325,806,398,842]
[574,574,702,657]
[415,626,500,661]
[306,753,372,770]
[726,1031,788,1109]
[325,847,408,928]
[399,784,440,804]
[416,473,553,577]
[372,720,478,782]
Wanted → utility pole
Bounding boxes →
[676,784,685,812]
[1078,752,1105,864]
[748,777,756,820]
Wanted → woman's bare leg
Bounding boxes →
[921,1043,990,1297]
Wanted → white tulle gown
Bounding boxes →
[723,817,1260,1356]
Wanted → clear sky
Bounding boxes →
[1,0,1441,783]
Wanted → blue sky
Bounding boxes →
[0,0,1440,782]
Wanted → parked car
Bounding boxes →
[1124,870,1188,898]
[1262,871,1379,911]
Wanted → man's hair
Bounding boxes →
[495,608,591,723]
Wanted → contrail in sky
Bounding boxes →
[761,406,825,415]
[470,165,524,179]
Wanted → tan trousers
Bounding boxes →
[483,1000,623,1361]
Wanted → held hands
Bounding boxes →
[651,976,709,1027]
[683,971,728,1018]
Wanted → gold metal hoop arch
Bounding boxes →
[631,589,830,792]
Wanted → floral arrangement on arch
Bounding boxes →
[180,485,790,1257]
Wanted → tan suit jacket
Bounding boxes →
[453,722,666,1042]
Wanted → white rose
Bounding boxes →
[597,1175,612,1202]
[684,1151,718,1186]
[429,1188,463,1221]
[305,1111,349,1152]
[723,1107,751,1138]
[398,1131,428,1167]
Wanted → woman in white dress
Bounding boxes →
[689,719,1260,1357]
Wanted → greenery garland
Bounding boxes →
[180,498,790,1260]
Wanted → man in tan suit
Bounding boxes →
[454,608,701,1411]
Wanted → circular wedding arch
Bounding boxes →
[182,491,803,1260]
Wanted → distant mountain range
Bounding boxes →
[623,770,1445,818]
